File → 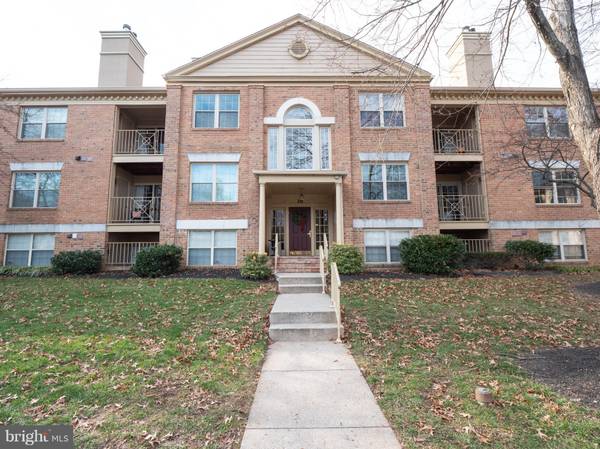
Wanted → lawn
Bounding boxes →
[0,277,275,449]
[343,273,600,449]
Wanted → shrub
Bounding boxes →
[399,234,465,274]
[0,266,52,277]
[329,244,364,275]
[505,240,555,266]
[240,252,272,280]
[132,245,182,277]
[51,250,102,275]
[463,251,514,270]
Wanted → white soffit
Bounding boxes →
[176,219,249,230]
[187,153,241,162]
[358,152,411,162]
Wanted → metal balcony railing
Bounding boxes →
[114,129,165,155]
[108,197,161,223]
[437,194,488,221]
[433,129,480,153]
[105,242,159,265]
[461,239,492,253]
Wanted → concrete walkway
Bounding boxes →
[240,341,403,449]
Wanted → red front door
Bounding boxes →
[289,207,311,253]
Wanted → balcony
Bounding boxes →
[108,197,161,224]
[114,129,165,155]
[105,241,159,266]
[433,129,479,154]
[461,238,491,253]
[438,194,488,222]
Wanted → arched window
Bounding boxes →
[267,99,331,171]
[284,106,313,120]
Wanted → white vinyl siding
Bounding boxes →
[190,163,238,202]
[4,234,55,267]
[539,230,586,261]
[193,93,240,129]
[11,171,61,208]
[364,230,409,263]
[20,107,67,140]
[188,230,237,266]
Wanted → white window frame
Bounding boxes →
[268,125,331,171]
[359,93,406,129]
[538,229,587,262]
[4,233,55,267]
[361,163,410,201]
[19,106,68,140]
[524,106,570,139]
[364,229,410,264]
[10,171,61,209]
[532,169,580,205]
[193,93,240,129]
[187,230,237,266]
[189,163,238,203]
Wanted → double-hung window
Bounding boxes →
[359,93,404,128]
[362,164,408,200]
[532,169,579,204]
[20,107,67,140]
[188,230,237,266]
[11,171,61,208]
[194,93,239,128]
[364,230,409,263]
[524,106,569,138]
[539,230,586,261]
[190,163,238,202]
[4,234,55,267]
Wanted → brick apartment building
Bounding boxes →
[1,14,599,269]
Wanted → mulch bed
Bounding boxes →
[517,347,600,409]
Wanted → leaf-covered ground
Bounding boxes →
[0,277,275,449]
[343,274,600,449]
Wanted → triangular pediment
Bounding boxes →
[165,14,431,81]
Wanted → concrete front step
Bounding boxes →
[269,323,339,341]
[276,257,321,273]
[276,273,323,285]
[279,284,323,294]
[270,293,336,325]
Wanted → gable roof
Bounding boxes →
[164,14,432,82]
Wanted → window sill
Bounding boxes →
[359,127,406,131]
[546,259,587,263]
[190,127,240,131]
[17,138,65,142]
[8,207,58,210]
[535,203,582,208]
[362,200,411,204]
[189,201,239,205]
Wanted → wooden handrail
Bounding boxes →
[274,233,279,273]
[330,262,342,343]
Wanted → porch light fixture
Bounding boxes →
[297,192,305,204]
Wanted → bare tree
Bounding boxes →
[312,0,600,214]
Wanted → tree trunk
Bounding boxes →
[525,0,600,212]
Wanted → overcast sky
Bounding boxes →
[1,0,598,89]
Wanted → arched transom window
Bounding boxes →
[266,98,334,171]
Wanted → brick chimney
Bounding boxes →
[446,27,493,88]
[98,24,146,87]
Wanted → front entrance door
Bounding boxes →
[289,207,311,254]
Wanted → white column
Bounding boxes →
[335,181,344,244]
[258,182,266,253]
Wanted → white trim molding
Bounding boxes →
[490,220,600,229]
[10,162,64,171]
[187,153,241,163]
[264,97,335,125]
[358,152,411,162]
[528,160,580,169]
[176,219,249,230]
[0,223,106,233]
[353,218,423,229]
